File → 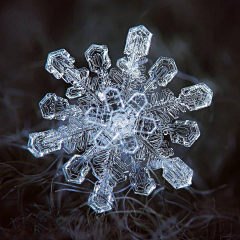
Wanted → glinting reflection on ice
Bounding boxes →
[28,25,213,213]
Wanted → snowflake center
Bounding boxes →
[110,109,136,136]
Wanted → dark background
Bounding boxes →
[0,0,240,239]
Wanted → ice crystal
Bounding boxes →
[28,25,213,213]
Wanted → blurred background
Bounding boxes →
[0,0,240,239]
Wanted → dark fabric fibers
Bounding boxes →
[0,0,240,239]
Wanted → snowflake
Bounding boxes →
[28,25,213,213]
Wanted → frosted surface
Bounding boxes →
[28,25,213,213]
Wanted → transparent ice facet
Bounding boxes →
[111,154,129,183]
[179,83,213,111]
[135,116,157,134]
[131,167,156,196]
[167,120,200,147]
[162,157,193,189]
[110,109,136,136]
[66,86,86,99]
[100,87,124,112]
[28,25,213,213]
[85,44,111,77]
[28,129,62,158]
[88,181,114,213]
[94,130,119,150]
[157,140,174,158]
[63,155,90,184]
[108,68,124,89]
[124,25,152,62]
[148,157,163,170]
[39,93,69,120]
[122,133,139,154]
[46,50,92,93]
[45,49,75,79]
[58,122,84,154]
[148,57,178,87]
[127,92,148,116]
[77,67,90,80]
[85,106,110,127]
[116,57,142,77]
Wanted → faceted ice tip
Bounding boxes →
[85,44,111,77]
[45,49,75,79]
[62,155,90,184]
[162,157,193,189]
[148,57,178,87]
[168,120,200,147]
[124,25,152,61]
[88,181,114,213]
[28,130,62,158]
[39,93,69,120]
[179,83,213,111]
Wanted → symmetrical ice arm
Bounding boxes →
[123,25,152,62]
[28,129,62,158]
[28,116,88,158]
[147,57,178,88]
[130,165,156,196]
[146,83,213,123]
[45,49,87,85]
[45,48,104,105]
[85,44,111,78]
